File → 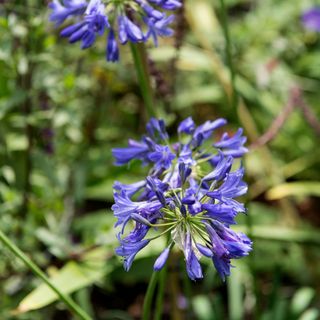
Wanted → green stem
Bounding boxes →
[0,229,92,320]
[130,43,156,118]
[142,270,159,320]
[169,254,183,320]
[219,0,238,110]
[227,265,243,320]
[182,267,193,319]
[154,265,167,320]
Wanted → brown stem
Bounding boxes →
[169,0,186,98]
[297,95,320,137]
[250,87,300,148]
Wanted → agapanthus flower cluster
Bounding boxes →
[302,7,320,32]
[112,117,252,280]
[48,0,182,62]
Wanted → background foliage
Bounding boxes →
[0,0,320,319]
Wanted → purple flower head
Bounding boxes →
[148,145,176,171]
[60,0,109,49]
[207,167,248,206]
[212,256,231,280]
[119,15,144,43]
[48,0,181,61]
[106,29,119,62]
[146,118,169,142]
[116,237,150,271]
[203,152,233,182]
[112,139,149,166]
[113,180,146,198]
[136,0,164,20]
[148,0,182,10]
[144,15,175,46]
[302,7,320,32]
[112,117,251,280]
[49,0,87,26]
[192,118,227,147]
[182,188,196,205]
[184,232,203,280]
[112,191,162,228]
[178,144,195,166]
[154,247,170,271]
[178,116,195,135]
[213,128,248,158]
[209,221,252,279]
[146,176,168,205]
[178,162,192,185]
[202,203,238,225]
[125,221,150,243]
[196,243,213,257]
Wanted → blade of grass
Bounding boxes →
[234,225,320,245]
[0,229,92,320]
[218,0,238,109]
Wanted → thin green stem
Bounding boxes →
[227,265,243,320]
[0,229,92,320]
[154,264,167,320]
[182,267,194,319]
[130,43,156,118]
[190,223,210,244]
[150,222,177,227]
[168,254,183,320]
[142,270,159,320]
[197,154,217,164]
[148,224,177,241]
[219,0,238,110]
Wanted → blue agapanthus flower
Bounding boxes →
[302,7,320,32]
[112,117,252,280]
[48,0,182,62]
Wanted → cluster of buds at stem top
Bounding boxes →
[112,117,251,280]
[48,0,182,61]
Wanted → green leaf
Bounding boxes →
[299,309,320,320]
[16,248,109,313]
[234,225,320,245]
[5,134,28,151]
[186,0,218,38]
[0,89,27,119]
[175,85,222,109]
[266,182,320,200]
[291,287,315,316]
[86,174,142,201]
[150,46,213,71]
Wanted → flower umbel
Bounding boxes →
[112,117,252,280]
[302,7,320,32]
[48,0,182,61]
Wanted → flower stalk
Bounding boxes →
[142,270,159,320]
[0,229,92,320]
[154,264,167,320]
[130,43,156,118]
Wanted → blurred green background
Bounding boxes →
[0,0,320,319]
